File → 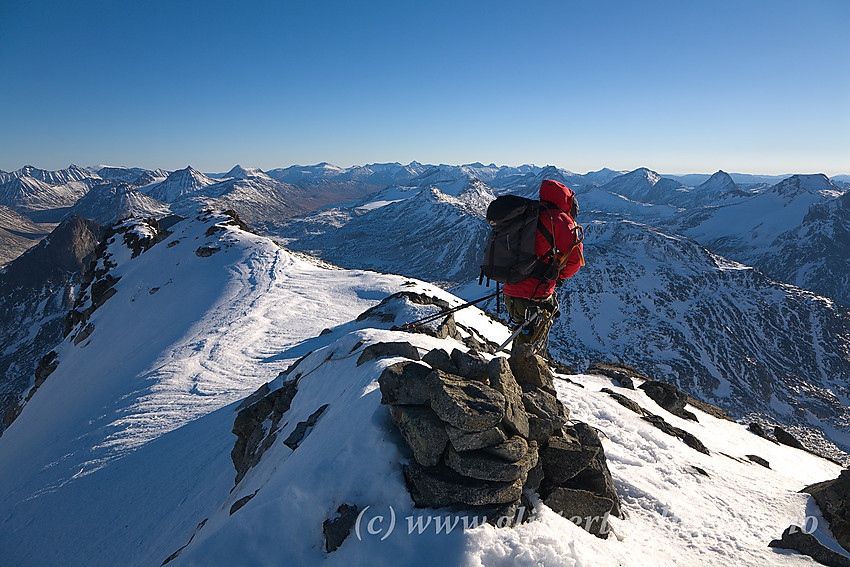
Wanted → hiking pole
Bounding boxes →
[495,310,541,353]
[400,290,500,330]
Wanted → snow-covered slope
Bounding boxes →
[0,208,846,566]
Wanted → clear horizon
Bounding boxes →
[3,160,849,180]
[1,0,848,176]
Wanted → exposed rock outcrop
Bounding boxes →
[803,469,850,552]
[379,343,622,538]
[769,525,850,567]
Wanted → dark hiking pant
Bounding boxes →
[503,293,558,349]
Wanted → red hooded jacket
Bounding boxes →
[502,179,583,299]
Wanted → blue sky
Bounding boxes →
[1,0,848,175]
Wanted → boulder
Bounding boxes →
[639,380,696,421]
[545,487,615,538]
[284,404,329,450]
[769,525,850,567]
[446,441,538,483]
[746,455,770,468]
[540,428,599,487]
[404,461,523,507]
[559,450,622,518]
[642,414,710,455]
[323,504,360,553]
[446,425,507,452]
[483,436,528,462]
[378,361,434,405]
[527,415,556,443]
[487,357,530,438]
[601,388,646,415]
[509,344,555,391]
[450,348,488,383]
[357,341,421,366]
[430,371,505,432]
[774,426,805,450]
[522,388,568,426]
[389,405,450,467]
[803,469,850,552]
[586,362,641,389]
[422,349,458,375]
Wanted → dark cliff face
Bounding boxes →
[0,215,104,289]
[0,216,105,435]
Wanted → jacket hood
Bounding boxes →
[539,179,574,213]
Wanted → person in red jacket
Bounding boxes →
[503,179,584,349]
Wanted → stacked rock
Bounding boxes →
[378,342,621,537]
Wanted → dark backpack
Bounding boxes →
[481,195,557,285]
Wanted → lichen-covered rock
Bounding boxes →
[487,357,530,438]
[378,361,434,405]
[483,436,528,462]
[446,442,537,483]
[422,349,458,375]
[509,344,555,391]
[390,405,449,467]
[559,449,622,518]
[545,488,614,538]
[446,424,507,452]
[450,348,488,383]
[357,341,421,366]
[430,371,505,432]
[522,388,568,427]
[540,428,599,487]
[404,461,523,507]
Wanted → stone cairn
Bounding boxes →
[379,342,622,538]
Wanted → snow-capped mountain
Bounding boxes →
[753,189,850,307]
[0,164,100,186]
[0,215,103,434]
[278,183,491,286]
[168,176,307,231]
[223,165,274,181]
[582,167,627,186]
[0,174,90,215]
[0,210,845,566]
[68,181,172,224]
[602,168,691,206]
[144,166,217,202]
[266,161,427,187]
[550,220,850,458]
[0,205,55,267]
[686,170,751,207]
[669,173,849,304]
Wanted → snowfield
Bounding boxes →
[0,213,845,567]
